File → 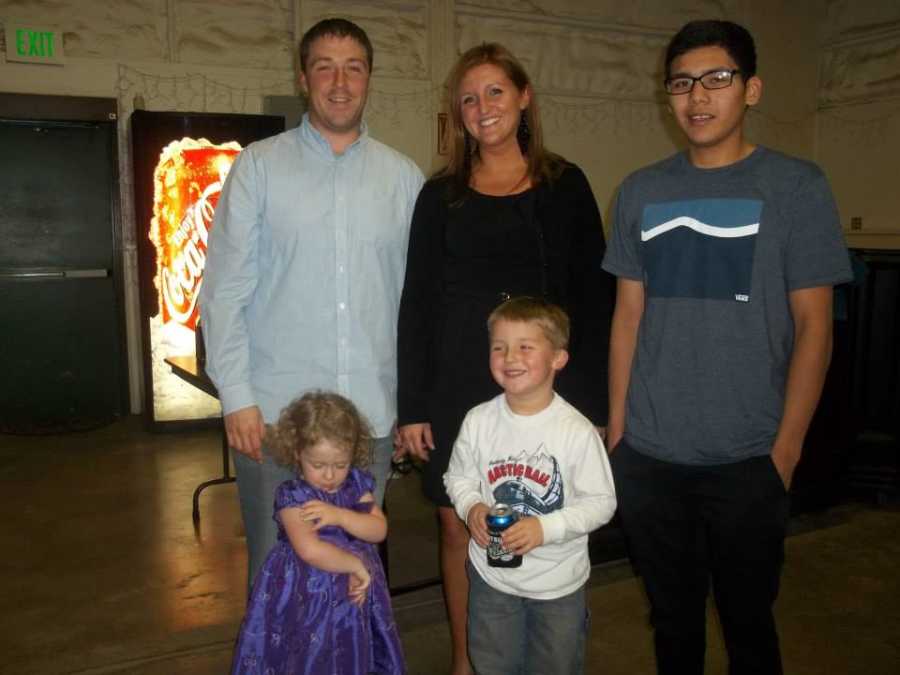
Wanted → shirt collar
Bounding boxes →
[299,113,369,159]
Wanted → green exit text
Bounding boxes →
[16,29,56,58]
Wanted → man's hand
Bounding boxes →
[299,500,345,530]
[502,516,543,556]
[224,406,265,462]
[466,503,491,548]
[396,423,435,462]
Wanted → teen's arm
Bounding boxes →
[770,286,834,489]
[607,278,645,450]
[298,494,388,544]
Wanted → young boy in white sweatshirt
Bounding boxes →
[444,296,617,675]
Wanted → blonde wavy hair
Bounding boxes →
[266,391,372,473]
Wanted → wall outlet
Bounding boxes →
[850,216,863,231]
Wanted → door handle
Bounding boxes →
[0,268,111,280]
[62,269,110,279]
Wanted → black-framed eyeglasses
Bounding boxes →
[664,69,741,95]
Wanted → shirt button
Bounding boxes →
[338,302,346,310]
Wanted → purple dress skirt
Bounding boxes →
[231,468,405,674]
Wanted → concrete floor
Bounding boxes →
[1,417,898,674]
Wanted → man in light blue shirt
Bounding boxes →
[200,18,424,585]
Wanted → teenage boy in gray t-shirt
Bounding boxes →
[602,19,852,675]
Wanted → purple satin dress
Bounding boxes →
[231,468,405,674]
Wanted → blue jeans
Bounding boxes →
[233,435,394,589]
[467,563,588,675]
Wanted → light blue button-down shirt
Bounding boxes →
[199,114,424,435]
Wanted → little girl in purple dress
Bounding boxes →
[231,391,405,674]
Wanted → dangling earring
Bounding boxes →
[517,110,531,154]
[465,131,478,163]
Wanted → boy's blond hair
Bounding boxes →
[487,296,570,350]
[266,391,372,472]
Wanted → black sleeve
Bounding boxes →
[554,165,614,426]
[397,180,445,425]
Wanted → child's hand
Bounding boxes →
[466,503,491,549]
[348,565,371,607]
[299,501,344,530]
[502,516,544,556]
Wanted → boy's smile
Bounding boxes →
[489,319,568,415]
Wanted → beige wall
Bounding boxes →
[817,0,900,249]
[1,0,895,413]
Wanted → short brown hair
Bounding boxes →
[299,18,374,73]
[487,296,570,350]
[266,391,372,473]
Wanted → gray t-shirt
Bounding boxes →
[602,147,853,465]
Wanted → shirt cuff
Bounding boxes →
[218,382,256,417]
[537,511,566,545]
[455,495,481,525]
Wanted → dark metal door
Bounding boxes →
[0,117,125,432]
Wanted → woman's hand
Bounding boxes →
[299,500,344,530]
[396,422,435,462]
[348,564,371,606]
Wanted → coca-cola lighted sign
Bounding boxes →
[150,138,240,331]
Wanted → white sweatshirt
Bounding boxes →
[444,393,617,600]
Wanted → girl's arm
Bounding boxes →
[280,506,369,574]
[298,494,388,544]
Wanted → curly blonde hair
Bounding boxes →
[266,391,372,473]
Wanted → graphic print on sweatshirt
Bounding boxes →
[487,443,564,516]
[641,198,762,302]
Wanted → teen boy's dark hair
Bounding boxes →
[299,18,374,73]
[664,20,757,79]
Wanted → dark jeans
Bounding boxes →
[610,439,790,675]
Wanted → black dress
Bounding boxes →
[397,163,614,506]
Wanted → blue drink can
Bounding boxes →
[486,503,522,568]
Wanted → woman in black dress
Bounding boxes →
[396,43,613,675]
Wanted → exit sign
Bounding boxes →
[5,21,65,65]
